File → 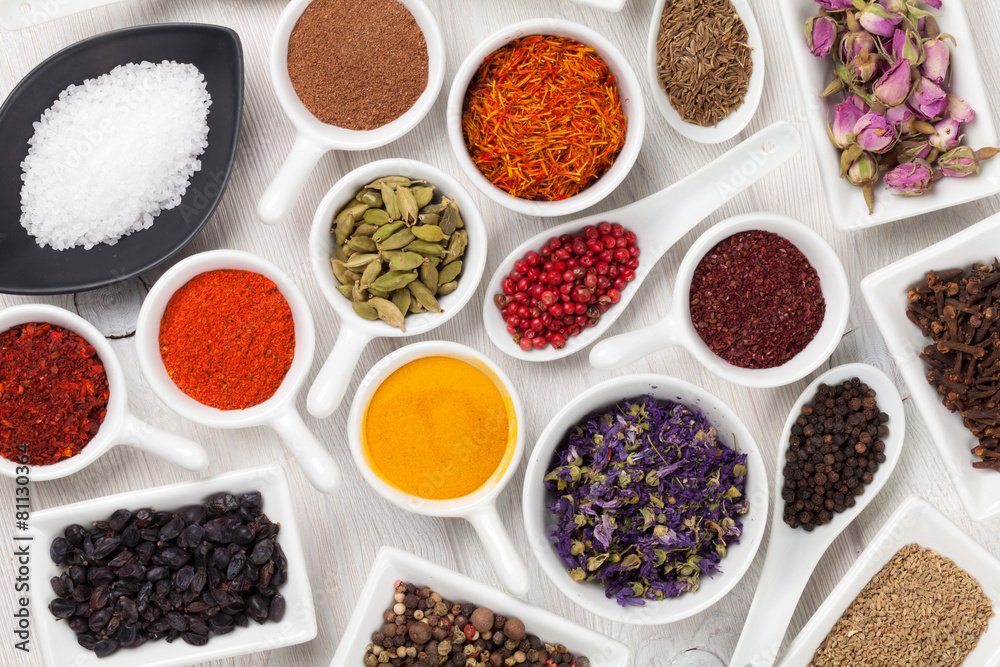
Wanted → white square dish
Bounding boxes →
[779,495,1000,666]
[328,546,630,667]
[861,211,1000,521]
[777,0,1000,230]
[27,464,317,667]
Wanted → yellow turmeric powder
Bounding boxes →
[362,356,515,500]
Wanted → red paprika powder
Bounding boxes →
[0,322,110,465]
[158,269,295,410]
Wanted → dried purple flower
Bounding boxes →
[884,159,936,195]
[543,396,748,607]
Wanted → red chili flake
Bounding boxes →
[0,322,110,465]
[158,269,295,411]
[689,230,825,369]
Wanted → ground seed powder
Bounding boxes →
[286,0,428,131]
[809,543,994,666]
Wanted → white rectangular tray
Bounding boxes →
[861,210,1000,521]
[328,546,630,667]
[780,495,1000,666]
[27,464,317,667]
[776,0,1000,229]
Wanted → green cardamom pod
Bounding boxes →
[419,262,438,293]
[353,301,379,321]
[334,211,355,245]
[437,260,462,285]
[379,249,402,263]
[372,220,405,243]
[437,281,458,296]
[439,203,458,236]
[407,280,442,313]
[417,212,440,227]
[368,297,406,331]
[419,202,447,216]
[389,251,426,272]
[344,269,361,282]
[345,252,380,270]
[347,235,378,253]
[380,228,416,251]
[451,201,464,229]
[381,183,401,220]
[363,208,392,226]
[409,300,426,314]
[395,186,420,223]
[359,259,383,288]
[352,281,369,302]
[404,240,446,258]
[443,230,467,265]
[334,244,349,263]
[391,288,411,317]
[357,188,383,208]
[371,270,418,292]
[368,287,389,299]
[330,259,350,284]
[336,284,354,299]
[366,176,412,189]
[342,201,369,221]
[411,225,447,243]
[411,185,434,209]
[353,223,378,237]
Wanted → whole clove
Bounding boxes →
[906,261,1000,471]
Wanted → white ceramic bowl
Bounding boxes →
[328,546,630,667]
[590,212,850,388]
[730,363,906,667]
[861,210,1000,521]
[134,249,341,494]
[777,0,1000,230]
[346,341,528,596]
[26,464,316,667]
[522,373,768,624]
[0,304,207,481]
[446,18,645,218]
[306,158,487,419]
[646,0,765,144]
[257,0,445,225]
[780,495,1000,666]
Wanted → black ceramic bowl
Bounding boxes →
[0,23,243,295]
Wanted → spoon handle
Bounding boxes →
[307,325,373,419]
[258,132,328,226]
[626,121,802,260]
[268,406,342,494]
[729,530,825,667]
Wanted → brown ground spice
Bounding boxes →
[809,543,994,666]
[287,0,429,131]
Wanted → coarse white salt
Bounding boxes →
[19,60,212,250]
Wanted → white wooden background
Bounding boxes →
[3,0,1000,665]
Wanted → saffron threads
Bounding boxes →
[158,269,295,411]
[0,322,110,466]
[461,35,627,201]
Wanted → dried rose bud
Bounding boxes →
[805,15,839,58]
[929,117,962,151]
[884,159,935,195]
[896,138,933,162]
[947,94,976,123]
[858,2,903,37]
[850,49,880,83]
[854,112,897,153]
[886,104,916,134]
[872,59,912,106]
[921,39,951,83]
[840,27,877,63]
[827,99,866,149]
[816,0,854,10]
[891,27,922,64]
[938,146,980,177]
[907,77,949,119]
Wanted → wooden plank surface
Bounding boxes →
[3,0,1000,665]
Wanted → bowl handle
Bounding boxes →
[257,133,328,226]
[267,406,341,494]
[467,504,530,597]
[119,412,209,473]
[589,310,684,370]
[307,326,373,419]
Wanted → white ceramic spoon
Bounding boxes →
[729,363,906,667]
[482,120,802,363]
[647,0,765,144]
